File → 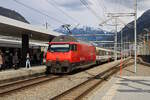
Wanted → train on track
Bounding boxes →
[46,35,120,74]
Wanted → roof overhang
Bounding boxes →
[0,38,48,48]
[0,15,63,41]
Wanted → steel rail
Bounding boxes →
[0,75,60,96]
[51,59,131,100]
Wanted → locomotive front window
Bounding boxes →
[49,44,70,52]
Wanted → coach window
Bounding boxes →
[71,44,77,51]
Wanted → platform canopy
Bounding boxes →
[0,15,63,41]
[0,38,48,48]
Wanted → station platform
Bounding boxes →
[0,66,46,83]
[0,59,129,84]
[90,63,150,100]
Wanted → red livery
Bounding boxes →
[46,35,96,73]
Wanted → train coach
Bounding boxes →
[46,35,120,74]
[96,47,114,64]
[96,47,121,63]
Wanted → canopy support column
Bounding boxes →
[22,34,29,67]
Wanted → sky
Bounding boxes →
[0,0,150,31]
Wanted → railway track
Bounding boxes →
[51,59,132,100]
[0,75,60,96]
[138,57,150,67]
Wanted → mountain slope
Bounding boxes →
[0,7,29,23]
[119,9,150,42]
[54,26,114,41]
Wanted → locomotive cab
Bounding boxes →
[46,42,78,73]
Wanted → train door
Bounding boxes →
[70,44,78,63]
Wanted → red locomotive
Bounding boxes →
[46,35,96,73]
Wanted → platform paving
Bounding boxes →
[0,59,125,83]
[0,66,46,82]
[89,63,150,100]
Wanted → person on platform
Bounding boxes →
[26,52,31,68]
[0,50,4,71]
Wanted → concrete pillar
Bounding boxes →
[22,34,29,67]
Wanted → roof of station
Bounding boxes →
[0,38,48,48]
[0,15,63,41]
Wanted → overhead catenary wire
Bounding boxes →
[97,0,107,16]
[91,0,105,22]
[13,0,66,24]
[79,0,102,21]
[92,0,102,13]
[104,0,114,26]
[97,0,114,29]
[117,18,133,29]
[96,0,111,25]
[101,0,107,13]
[46,0,80,24]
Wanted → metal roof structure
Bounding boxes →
[0,38,48,48]
[0,15,63,41]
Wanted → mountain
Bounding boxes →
[119,9,150,42]
[54,26,114,42]
[0,7,29,23]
